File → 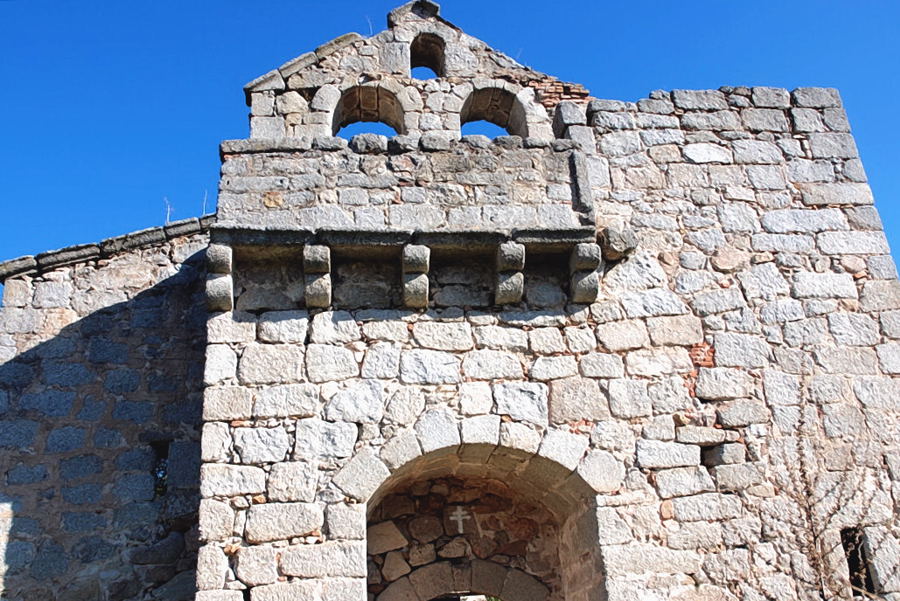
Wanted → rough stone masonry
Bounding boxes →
[1,1,899,600]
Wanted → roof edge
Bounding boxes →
[0,215,216,283]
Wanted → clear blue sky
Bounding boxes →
[1,1,899,262]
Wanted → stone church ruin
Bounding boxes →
[1,2,899,600]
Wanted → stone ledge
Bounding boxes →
[0,215,215,282]
[211,225,596,252]
[219,135,577,158]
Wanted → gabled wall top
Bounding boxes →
[241,1,589,142]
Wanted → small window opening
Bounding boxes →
[461,120,509,139]
[151,441,170,497]
[410,33,445,78]
[841,527,877,596]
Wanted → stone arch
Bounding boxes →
[460,80,552,140]
[410,32,446,77]
[360,442,610,601]
[378,560,548,601]
[326,83,415,136]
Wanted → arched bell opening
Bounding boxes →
[333,85,407,138]
[366,445,607,601]
[460,87,528,138]
[410,32,446,79]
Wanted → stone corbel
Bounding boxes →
[304,245,332,308]
[570,243,602,303]
[495,241,525,305]
[402,245,430,308]
[206,243,234,311]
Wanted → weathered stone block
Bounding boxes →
[281,541,366,577]
[245,502,324,543]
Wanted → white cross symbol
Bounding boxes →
[449,506,471,534]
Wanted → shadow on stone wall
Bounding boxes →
[0,252,207,601]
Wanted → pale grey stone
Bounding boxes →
[258,310,309,343]
[762,370,800,406]
[529,327,567,354]
[306,344,359,382]
[530,356,578,380]
[234,427,292,464]
[673,89,728,110]
[827,313,879,346]
[384,387,425,423]
[325,380,384,423]
[204,345,237,385]
[200,464,266,497]
[675,426,727,446]
[460,414,500,445]
[702,443,747,466]
[808,132,858,159]
[268,461,317,502]
[760,299,805,324]
[327,503,366,540]
[245,502,324,543]
[412,321,474,351]
[860,280,900,312]
[683,143,732,164]
[400,349,461,384]
[635,440,700,468]
[204,386,254,421]
[711,463,765,491]
[876,342,900,374]
[462,349,522,379]
[607,379,651,418]
[494,381,549,425]
[310,311,360,343]
[239,344,304,385]
[692,288,746,316]
[718,202,759,233]
[473,325,528,351]
[792,272,857,299]
[620,288,688,318]
[625,347,692,376]
[236,546,279,586]
[500,422,542,453]
[199,498,235,541]
[578,449,625,493]
[716,399,769,427]
[655,466,715,498]
[696,368,754,400]
[714,334,770,368]
[799,183,873,206]
[646,315,703,346]
[672,493,743,521]
[579,353,624,378]
[818,231,889,255]
[281,541,366,577]
[333,449,390,501]
[737,263,789,300]
[294,418,357,460]
[596,319,649,351]
[208,311,256,343]
[602,543,703,577]
[761,208,847,233]
[197,544,229,590]
[548,376,608,423]
[235,372,306,416]
[362,342,402,379]
[415,407,460,452]
[538,429,589,470]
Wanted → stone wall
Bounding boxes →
[0,227,209,601]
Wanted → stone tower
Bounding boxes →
[1,2,899,601]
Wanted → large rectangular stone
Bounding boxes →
[245,502,324,543]
[799,183,873,206]
[635,440,700,468]
[280,541,366,577]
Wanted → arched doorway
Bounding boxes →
[366,445,606,601]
